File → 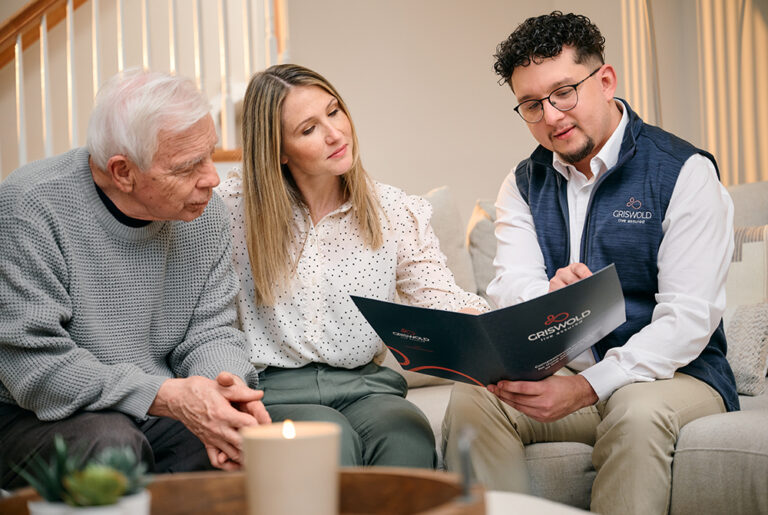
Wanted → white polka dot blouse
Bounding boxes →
[217,172,489,371]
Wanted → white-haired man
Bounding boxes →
[0,70,270,489]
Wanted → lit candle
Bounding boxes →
[240,420,341,515]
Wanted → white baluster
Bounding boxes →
[15,34,26,166]
[251,0,266,71]
[41,14,53,158]
[66,0,78,147]
[277,0,289,62]
[116,0,125,71]
[243,0,253,79]
[169,0,178,74]
[264,0,276,67]
[193,0,205,91]
[92,0,101,98]
[218,0,235,149]
[141,0,151,70]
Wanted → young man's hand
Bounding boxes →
[548,263,592,292]
[487,374,598,422]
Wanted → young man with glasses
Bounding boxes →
[442,11,737,514]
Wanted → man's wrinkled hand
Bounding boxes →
[487,374,598,423]
[150,375,266,469]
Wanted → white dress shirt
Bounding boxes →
[487,101,734,400]
[218,174,489,371]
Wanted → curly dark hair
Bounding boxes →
[494,11,605,86]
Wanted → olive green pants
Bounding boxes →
[442,370,725,515]
[261,362,436,468]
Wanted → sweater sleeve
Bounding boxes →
[166,204,259,388]
[0,214,166,420]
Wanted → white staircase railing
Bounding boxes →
[0,0,288,179]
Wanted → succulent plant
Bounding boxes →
[62,464,127,506]
[93,446,150,495]
[14,434,150,507]
[13,435,83,502]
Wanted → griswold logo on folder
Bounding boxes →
[392,328,430,343]
[527,310,592,342]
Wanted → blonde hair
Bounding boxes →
[241,64,382,305]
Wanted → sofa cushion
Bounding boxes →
[466,199,497,302]
[725,225,768,311]
[405,383,454,466]
[525,442,594,510]
[727,181,768,227]
[739,379,768,410]
[670,409,768,515]
[422,186,478,294]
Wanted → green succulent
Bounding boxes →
[13,435,83,502]
[62,465,127,506]
[14,434,151,506]
[93,446,151,495]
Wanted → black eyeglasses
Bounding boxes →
[513,67,602,123]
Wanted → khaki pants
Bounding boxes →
[441,371,725,515]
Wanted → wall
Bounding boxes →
[288,0,768,222]
[0,1,26,25]
[286,0,626,222]
[4,1,762,219]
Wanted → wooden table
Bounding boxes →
[0,467,485,514]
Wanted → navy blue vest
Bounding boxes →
[515,100,739,412]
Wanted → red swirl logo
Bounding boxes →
[545,312,569,325]
[626,197,642,209]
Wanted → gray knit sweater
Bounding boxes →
[0,148,258,421]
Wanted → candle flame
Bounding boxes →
[282,419,296,439]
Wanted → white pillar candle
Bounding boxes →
[241,420,341,515]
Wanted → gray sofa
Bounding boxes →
[387,182,768,513]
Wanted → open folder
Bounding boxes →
[351,264,626,386]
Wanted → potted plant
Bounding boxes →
[15,435,151,515]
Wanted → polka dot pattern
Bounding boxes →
[218,172,488,371]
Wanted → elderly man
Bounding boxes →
[0,70,270,489]
[442,11,737,514]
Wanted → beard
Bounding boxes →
[558,135,596,166]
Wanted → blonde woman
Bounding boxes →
[218,64,488,467]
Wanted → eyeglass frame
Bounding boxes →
[513,66,603,123]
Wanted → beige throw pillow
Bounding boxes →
[725,303,768,396]
[723,225,768,396]
[422,186,478,294]
[466,199,497,304]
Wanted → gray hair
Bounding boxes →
[86,69,211,171]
